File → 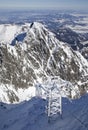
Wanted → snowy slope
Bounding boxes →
[0,24,21,43]
[0,94,88,130]
[0,22,88,103]
[0,23,31,44]
[0,84,36,103]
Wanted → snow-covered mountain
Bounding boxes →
[0,22,88,103]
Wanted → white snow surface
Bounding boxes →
[0,24,21,43]
[0,94,88,130]
[0,23,31,44]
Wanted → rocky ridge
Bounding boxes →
[0,22,88,103]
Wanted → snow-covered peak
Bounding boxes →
[0,22,88,103]
[30,22,48,32]
[0,22,54,45]
[24,22,54,43]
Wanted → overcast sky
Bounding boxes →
[0,0,88,10]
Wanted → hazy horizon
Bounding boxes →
[0,0,88,11]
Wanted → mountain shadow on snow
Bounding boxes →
[11,32,26,46]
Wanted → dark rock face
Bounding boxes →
[53,27,88,60]
[0,22,88,102]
